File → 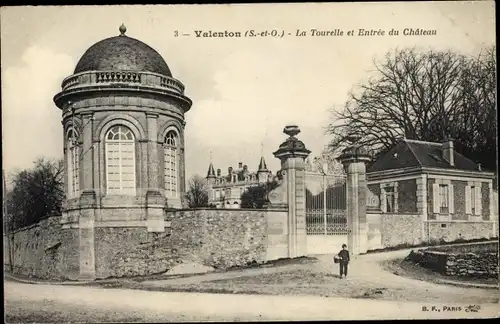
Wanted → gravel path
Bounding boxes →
[134,248,499,303]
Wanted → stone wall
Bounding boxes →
[398,179,417,213]
[406,243,498,278]
[444,252,498,277]
[5,208,289,280]
[380,214,422,247]
[366,213,497,251]
[424,221,496,242]
[4,216,79,280]
[94,208,285,278]
[366,213,382,250]
[92,208,281,278]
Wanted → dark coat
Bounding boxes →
[338,249,350,263]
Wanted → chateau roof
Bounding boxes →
[367,139,482,173]
[207,162,216,178]
[74,25,172,77]
[258,156,268,171]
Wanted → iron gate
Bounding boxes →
[305,171,349,254]
[305,173,348,234]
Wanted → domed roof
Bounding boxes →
[74,25,172,77]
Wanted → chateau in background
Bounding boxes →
[206,156,274,208]
[204,151,346,209]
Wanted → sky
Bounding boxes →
[1,2,495,182]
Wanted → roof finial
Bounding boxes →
[119,23,127,36]
[209,150,212,163]
[261,141,264,156]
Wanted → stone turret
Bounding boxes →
[257,156,269,184]
[53,25,192,280]
[206,162,216,184]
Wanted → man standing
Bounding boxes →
[337,244,350,278]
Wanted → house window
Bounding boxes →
[105,125,136,195]
[385,187,395,213]
[433,181,454,215]
[164,130,178,197]
[380,183,398,213]
[67,129,79,198]
[439,184,449,213]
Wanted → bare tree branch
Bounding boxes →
[326,47,497,172]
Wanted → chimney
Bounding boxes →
[442,139,454,166]
[238,162,243,169]
[217,169,221,177]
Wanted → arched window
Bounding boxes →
[105,125,136,195]
[164,130,179,197]
[67,129,80,198]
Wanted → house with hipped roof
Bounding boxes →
[365,138,498,249]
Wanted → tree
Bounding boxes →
[327,46,497,171]
[240,180,280,209]
[185,175,209,208]
[306,149,345,175]
[6,157,64,230]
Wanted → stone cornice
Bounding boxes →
[367,166,423,180]
[421,167,495,179]
[368,166,495,181]
[62,106,185,124]
[54,85,192,112]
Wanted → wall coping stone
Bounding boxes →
[59,220,173,228]
[173,208,287,212]
[425,220,494,223]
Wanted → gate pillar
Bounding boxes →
[338,137,371,255]
[273,125,311,258]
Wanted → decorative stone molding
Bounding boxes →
[95,113,147,142]
[159,123,183,145]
